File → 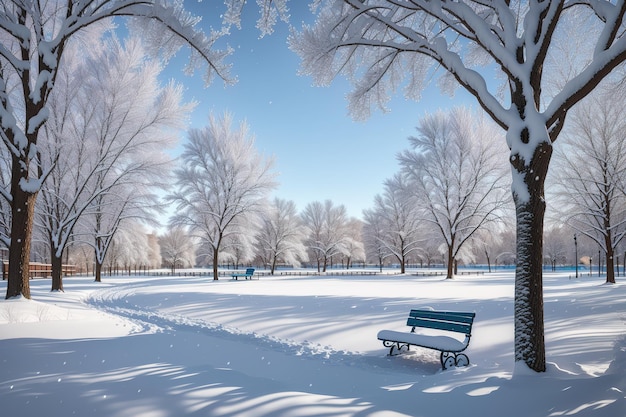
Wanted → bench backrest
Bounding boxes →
[245,268,255,274]
[407,309,475,335]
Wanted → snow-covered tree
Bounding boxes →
[551,87,626,283]
[543,225,571,271]
[301,200,350,272]
[471,225,506,273]
[104,222,152,274]
[85,181,160,282]
[398,107,510,278]
[289,0,626,372]
[362,208,391,271]
[159,227,195,273]
[367,174,422,274]
[341,218,365,268]
[146,233,162,269]
[256,197,308,274]
[37,32,187,290]
[0,0,288,299]
[169,113,277,280]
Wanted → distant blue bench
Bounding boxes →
[377,309,475,370]
[231,268,255,280]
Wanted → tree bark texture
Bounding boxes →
[50,252,64,292]
[95,261,102,283]
[512,140,551,372]
[5,157,37,299]
[446,238,455,279]
[605,232,616,284]
[213,247,219,280]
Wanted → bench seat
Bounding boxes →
[377,330,468,353]
[377,309,475,370]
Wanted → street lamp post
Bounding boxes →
[574,234,578,278]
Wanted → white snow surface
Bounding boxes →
[1,270,625,417]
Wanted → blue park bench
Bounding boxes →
[377,309,475,370]
[231,268,255,280]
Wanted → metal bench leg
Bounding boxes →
[440,352,470,370]
[382,340,410,356]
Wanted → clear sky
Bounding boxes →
[163,2,475,219]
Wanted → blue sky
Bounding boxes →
[164,2,475,219]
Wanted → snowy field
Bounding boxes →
[0,270,625,417]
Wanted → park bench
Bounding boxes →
[377,309,475,370]
[231,268,255,280]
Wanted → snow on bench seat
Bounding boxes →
[377,309,475,370]
[376,329,468,352]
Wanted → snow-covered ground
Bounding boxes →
[1,270,624,417]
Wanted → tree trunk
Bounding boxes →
[95,260,102,282]
[5,163,38,299]
[512,140,551,373]
[446,243,454,279]
[50,250,64,292]
[605,244,615,284]
[213,246,219,280]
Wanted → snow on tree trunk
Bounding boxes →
[511,132,552,373]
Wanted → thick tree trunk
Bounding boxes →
[95,260,102,282]
[512,140,551,373]
[5,163,38,299]
[51,250,64,291]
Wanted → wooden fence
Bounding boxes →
[2,261,77,280]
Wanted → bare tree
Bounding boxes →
[543,225,571,271]
[368,174,422,274]
[170,113,277,280]
[146,233,162,270]
[256,198,308,274]
[341,218,365,268]
[362,208,390,272]
[289,0,626,372]
[159,227,195,273]
[398,107,510,278]
[37,32,187,290]
[0,0,288,299]
[106,222,152,274]
[301,200,350,272]
[551,88,626,283]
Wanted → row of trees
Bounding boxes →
[0,0,236,300]
[5,0,626,375]
[1,25,191,292]
[3,29,624,289]
[154,103,623,282]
